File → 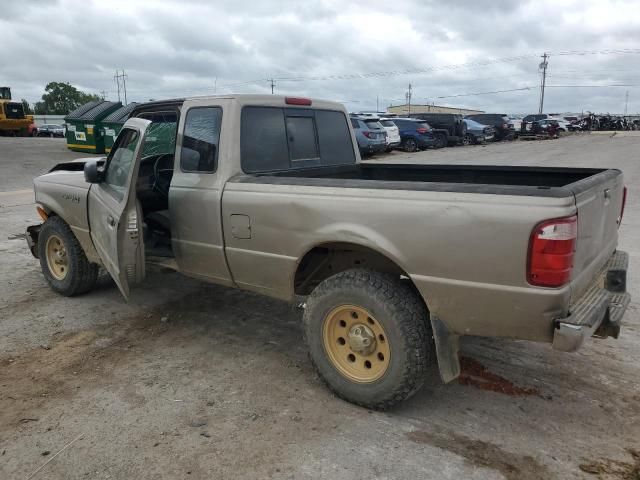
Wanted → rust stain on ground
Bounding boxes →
[458,356,540,396]
[580,449,640,479]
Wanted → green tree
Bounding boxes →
[35,82,101,115]
[21,99,33,115]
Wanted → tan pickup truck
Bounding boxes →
[26,95,630,409]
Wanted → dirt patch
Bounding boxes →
[580,449,640,480]
[406,429,551,480]
[0,309,164,430]
[458,356,540,396]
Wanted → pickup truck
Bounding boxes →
[26,95,630,409]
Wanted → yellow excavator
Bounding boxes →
[0,87,36,136]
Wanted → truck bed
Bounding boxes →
[235,163,618,198]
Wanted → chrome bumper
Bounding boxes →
[553,250,630,352]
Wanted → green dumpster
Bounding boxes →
[101,102,138,153]
[64,100,121,154]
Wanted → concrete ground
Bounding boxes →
[0,135,638,479]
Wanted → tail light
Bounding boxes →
[362,131,373,138]
[618,186,627,226]
[416,127,429,134]
[527,215,577,287]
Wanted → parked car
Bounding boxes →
[522,113,553,123]
[508,116,523,133]
[37,124,65,137]
[391,118,437,152]
[463,119,495,144]
[465,114,514,140]
[379,118,401,152]
[26,95,630,410]
[350,116,387,156]
[538,119,567,132]
[408,113,466,146]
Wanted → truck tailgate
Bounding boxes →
[570,169,624,302]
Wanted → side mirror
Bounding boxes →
[84,159,103,184]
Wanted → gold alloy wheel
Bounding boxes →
[322,305,390,383]
[45,234,69,280]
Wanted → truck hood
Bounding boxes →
[34,157,105,193]
[48,157,106,173]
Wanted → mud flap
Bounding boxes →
[430,314,461,383]
[26,224,42,258]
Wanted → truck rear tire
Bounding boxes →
[38,216,99,296]
[303,269,432,410]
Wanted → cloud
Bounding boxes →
[2,0,639,114]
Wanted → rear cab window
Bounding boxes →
[241,107,356,173]
[364,119,384,130]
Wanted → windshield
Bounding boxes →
[464,119,484,129]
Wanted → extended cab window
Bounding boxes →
[104,128,139,201]
[241,107,355,173]
[181,107,222,172]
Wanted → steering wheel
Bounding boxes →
[152,154,174,198]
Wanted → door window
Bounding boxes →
[104,128,139,201]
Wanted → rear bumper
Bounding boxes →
[367,144,387,153]
[553,250,630,352]
[416,137,436,148]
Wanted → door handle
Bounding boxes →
[107,214,116,227]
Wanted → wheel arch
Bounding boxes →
[293,241,428,306]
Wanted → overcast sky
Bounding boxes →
[2,0,640,114]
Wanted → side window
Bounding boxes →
[286,116,319,161]
[104,128,139,201]
[350,118,360,129]
[180,107,222,173]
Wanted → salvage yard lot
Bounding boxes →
[1,135,639,479]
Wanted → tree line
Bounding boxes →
[21,82,101,115]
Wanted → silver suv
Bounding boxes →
[349,115,387,156]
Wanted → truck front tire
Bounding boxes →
[303,269,433,409]
[38,216,99,296]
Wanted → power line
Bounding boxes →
[432,86,533,99]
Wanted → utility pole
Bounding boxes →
[114,70,128,104]
[269,78,275,95]
[538,52,549,114]
[406,83,412,115]
[114,71,121,103]
[624,90,629,117]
